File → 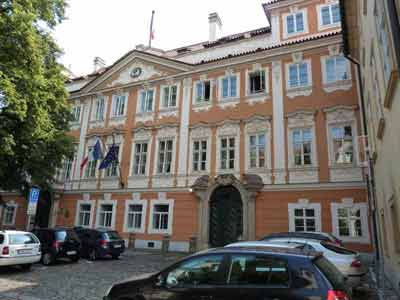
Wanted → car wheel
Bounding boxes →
[20,264,32,271]
[111,254,120,260]
[42,253,53,266]
[89,249,97,261]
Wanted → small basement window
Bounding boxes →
[249,70,266,94]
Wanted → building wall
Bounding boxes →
[344,0,400,292]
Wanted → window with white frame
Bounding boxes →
[292,129,312,166]
[286,11,305,34]
[149,201,173,234]
[330,125,354,165]
[288,202,321,232]
[320,3,340,27]
[132,142,148,175]
[105,145,120,177]
[331,202,369,243]
[126,203,144,231]
[220,137,235,170]
[93,96,105,121]
[2,204,17,225]
[193,140,207,172]
[85,147,97,178]
[375,2,391,81]
[288,63,309,88]
[248,70,266,94]
[62,157,73,181]
[195,80,211,103]
[161,85,177,108]
[112,95,126,117]
[325,56,350,84]
[71,106,81,122]
[249,134,266,168]
[157,140,173,174]
[98,204,114,228]
[139,89,154,113]
[221,75,238,99]
[76,203,92,227]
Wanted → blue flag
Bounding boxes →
[99,144,118,170]
[92,139,102,161]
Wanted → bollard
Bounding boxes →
[189,236,197,253]
[161,235,170,254]
[129,233,136,249]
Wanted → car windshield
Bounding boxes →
[102,231,121,240]
[314,256,347,290]
[9,233,38,245]
[55,230,79,241]
[321,242,356,255]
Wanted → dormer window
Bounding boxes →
[139,89,154,113]
[249,70,266,94]
[195,81,211,103]
[161,85,177,108]
[286,12,304,34]
[320,3,340,27]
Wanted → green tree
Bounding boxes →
[0,0,74,195]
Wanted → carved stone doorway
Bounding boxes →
[209,185,243,247]
[192,174,263,250]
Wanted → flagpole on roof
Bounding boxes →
[148,10,155,48]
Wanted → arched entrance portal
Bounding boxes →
[209,185,243,247]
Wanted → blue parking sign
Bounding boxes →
[27,187,40,215]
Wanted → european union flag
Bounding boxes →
[99,144,118,170]
[92,139,102,161]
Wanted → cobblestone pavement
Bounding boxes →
[0,250,184,300]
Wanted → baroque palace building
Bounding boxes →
[1,0,372,253]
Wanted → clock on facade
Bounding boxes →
[130,67,142,78]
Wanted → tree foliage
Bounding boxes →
[0,0,73,194]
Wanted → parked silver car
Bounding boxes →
[262,237,367,286]
[0,230,41,270]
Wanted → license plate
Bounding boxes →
[67,250,77,255]
[18,249,32,255]
[113,245,121,248]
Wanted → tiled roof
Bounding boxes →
[194,30,342,65]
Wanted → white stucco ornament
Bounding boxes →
[109,62,168,87]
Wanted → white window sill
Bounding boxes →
[148,228,171,235]
[219,96,240,103]
[159,107,178,112]
[154,173,174,178]
[286,86,313,99]
[110,115,126,120]
[329,164,358,169]
[247,167,272,173]
[124,227,145,234]
[284,30,307,39]
[289,166,319,171]
[193,102,212,112]
[129,174,147,179]
[318,22,341,31]
[322,80,352,93]
[190,170,209,176]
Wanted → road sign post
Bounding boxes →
[26,187,40,230]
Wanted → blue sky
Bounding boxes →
[54,0,269,76]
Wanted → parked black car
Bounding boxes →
[261,231,344,246]
[74,227,125,260]
[32,227,80,265]
[104,246,352,300]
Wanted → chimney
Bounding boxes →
[93,56,106,72]
[208,12,222,42]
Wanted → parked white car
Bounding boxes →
[261,237,367,286]
[0,230,41,270]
